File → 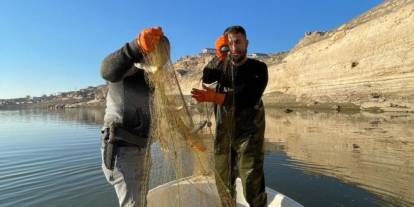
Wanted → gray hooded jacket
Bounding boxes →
[101,40,152,138]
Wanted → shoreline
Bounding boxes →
[3,99,414,115]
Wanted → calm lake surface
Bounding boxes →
[0,108,413,207]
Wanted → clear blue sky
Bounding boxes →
[0,0,382,99]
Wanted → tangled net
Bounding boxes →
[135,37,233,207]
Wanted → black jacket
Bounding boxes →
[203,57,268,110]
[202,57,268,138]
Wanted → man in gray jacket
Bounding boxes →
[100,26,167,207]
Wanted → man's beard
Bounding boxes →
[230,51,247,64]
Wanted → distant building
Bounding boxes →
[248,53,269,58]
[201,48,215,54]
[305,31,327,36]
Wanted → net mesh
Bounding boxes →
[138,38,233,207]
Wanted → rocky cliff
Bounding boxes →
[265,0,414,112]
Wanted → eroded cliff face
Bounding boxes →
[174,54,215,92]
[266,0,414,112]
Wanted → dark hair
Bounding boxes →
[223,25,247,37]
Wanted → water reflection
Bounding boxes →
[264,108,414,207]
[0,108,115,207]
[1,108,413,206]
[14,108,105,124]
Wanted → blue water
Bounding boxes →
[0,109,117,207]
[1,108,413,207]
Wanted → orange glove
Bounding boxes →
[191,84,225,105]
[137,26,164,53]
[215,35,229,61]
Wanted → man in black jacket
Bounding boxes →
[100,26,167,207]
[192,25,268,207]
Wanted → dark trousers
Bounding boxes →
[214,105,267,207]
